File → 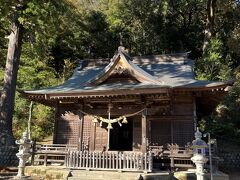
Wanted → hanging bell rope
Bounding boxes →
[78,108,146,128]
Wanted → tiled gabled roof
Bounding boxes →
[22,47,231,97]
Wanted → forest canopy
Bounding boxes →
[0,0,239,143]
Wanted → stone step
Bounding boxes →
[0,176,15,180]
[68,176,170,180]
[68,170,170,180]
[0,172,17,180]
[68,177,125,180]
[0,172,17,176]
[68,178,140,180]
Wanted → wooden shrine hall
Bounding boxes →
[22,47,231,171]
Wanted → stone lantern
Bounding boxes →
[191,128,208,180]
[14,131,32,179]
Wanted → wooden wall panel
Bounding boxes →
[94,123,108,151]
[173,95,193,103]
[151,120,171,146]
[172,120,194,146]
[54,108,80,144]
[172,95,193,116]
[173,104,193,116]
[150,117,194,147]
[82,115,92,150]
[132,116,141,151]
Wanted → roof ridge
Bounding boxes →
[78,52,191,69]
[85,50,163,86]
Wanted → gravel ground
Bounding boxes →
[221,168,240,180]
[228,171,240,180]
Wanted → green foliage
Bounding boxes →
[199,71,240,144]
[228,25,240,55]
[13,95,55,141]
[0,0,79,141]
[196,37,232,80]
[195,0,240,146]
[10,43,58,140]
[78,10,116,58]
[220,72,240,125]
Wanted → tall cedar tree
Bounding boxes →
[203,0,217,52]
[0,2,25,145]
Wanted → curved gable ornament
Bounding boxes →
[88,49,163,85]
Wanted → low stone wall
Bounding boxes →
[219,152,240,168]
[25,166,69,180]
[0,146,19,167]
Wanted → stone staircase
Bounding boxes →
[67,170,170,180]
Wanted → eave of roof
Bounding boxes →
[22,85,170,98]
[21,80,232,101]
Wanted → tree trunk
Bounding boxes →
[0,8,24,146]
[203,0,217,52]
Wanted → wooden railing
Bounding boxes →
[66,151,153,172]
[149,144,194,168]
[149,143,219,170]
[35,144,77,152]
[167,144,194,169]
[31,144,77,166]
[31,143,218,171]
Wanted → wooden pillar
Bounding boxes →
[148,119,151,145]
[171,120,174,143]
[107,102,112,151]
[193,96,197,131]
[141,109,147,153]
[78,109,84,151]
[107,128,110,150]
[53,105,59,144]
[90,121,96,151]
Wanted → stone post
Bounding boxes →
[148,151,153,172]
[14,131,32,179]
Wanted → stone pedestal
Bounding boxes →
[191,154,208,180]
